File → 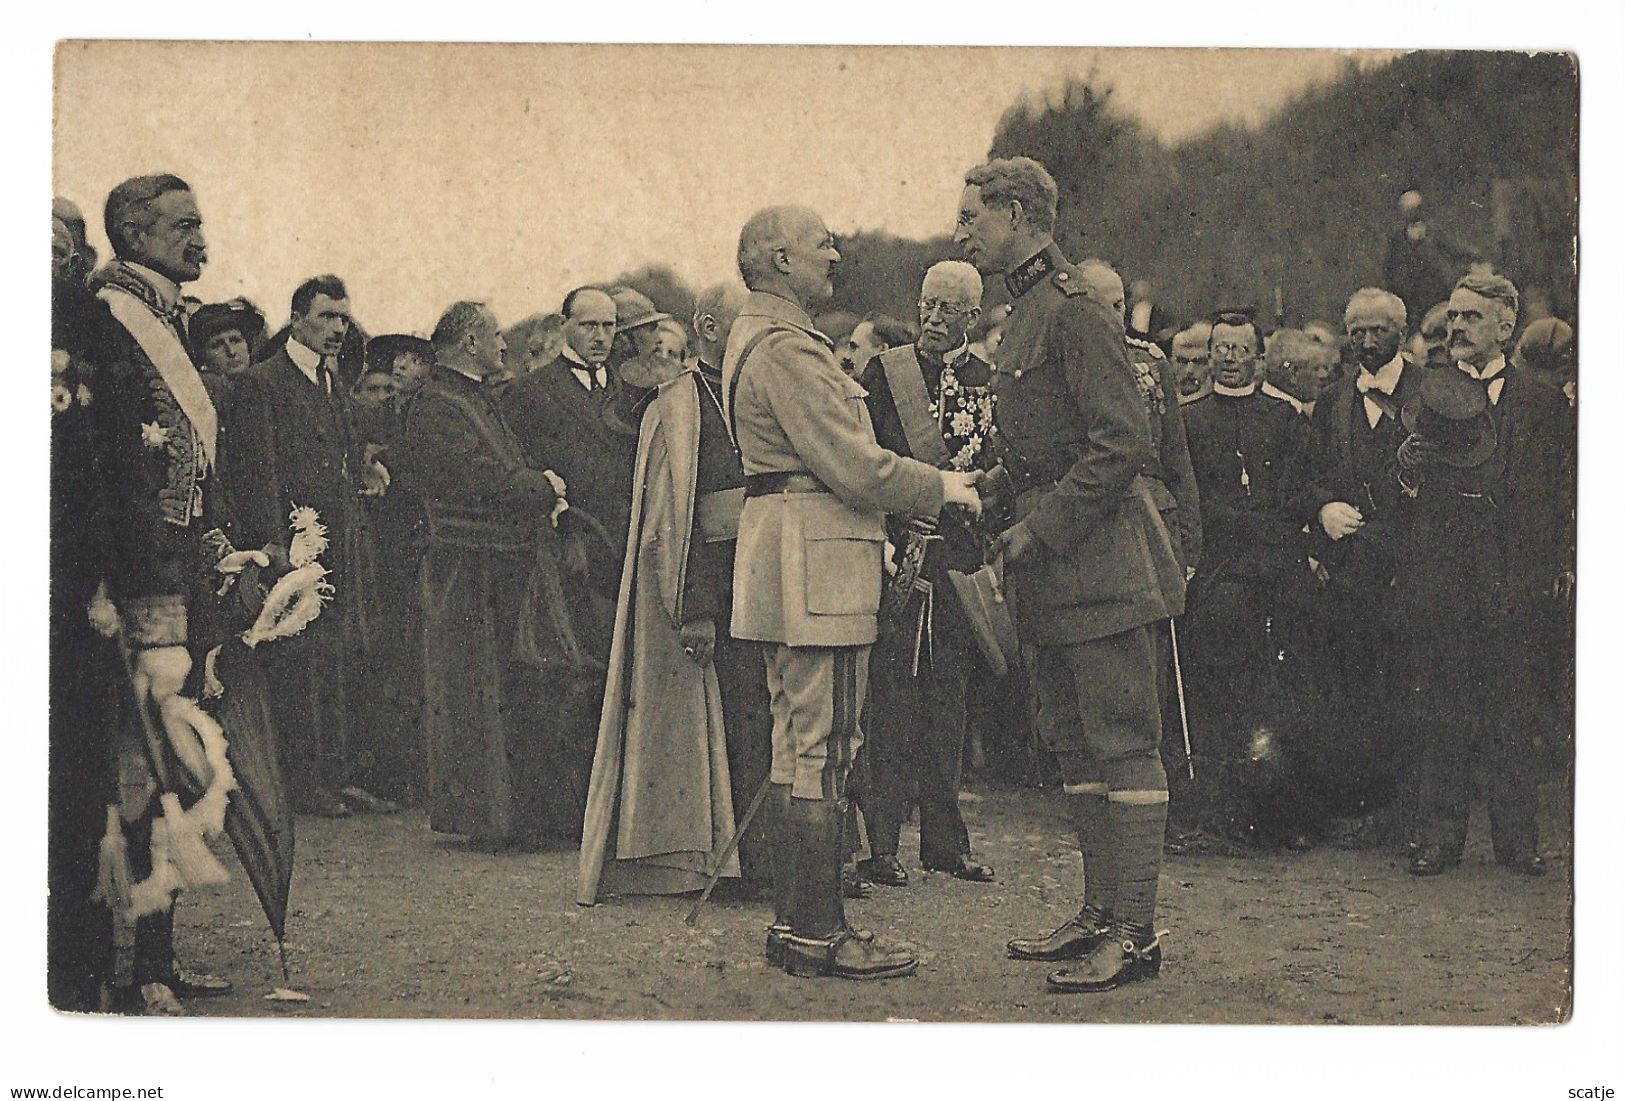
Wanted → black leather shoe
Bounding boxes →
[1007,912,1109,961]
[842,867,872,899]
[783,926,918,980]
[1498,851,1547,877]
[296,788,352,818]
[924,854,995,882]
[857,855,909,887]
[1408,844,1459,876]
[341,786,400,815]
[171,967,233,998]
[1046,933,1162,993]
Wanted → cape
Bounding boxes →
[576,371,738,904]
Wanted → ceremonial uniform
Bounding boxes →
[724,289,942,977]
[1178,383,1307,839]
[857,342,998,872]
[73,261,246,1009]
[991,244,1180,988]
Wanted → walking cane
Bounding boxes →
[1168,618,1196,780]
[684,773,773,926]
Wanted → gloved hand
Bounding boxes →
[677,618,716,666]
[1318,501,1364,541]
[132,645,192,703]
[993,520,1037,563]
[216,549,271,575]
[1396,434,1440,474]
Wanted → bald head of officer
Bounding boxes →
[736,205,842,312]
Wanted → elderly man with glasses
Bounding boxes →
[851,260,1000,891]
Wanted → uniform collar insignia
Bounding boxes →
[1005,245,1055,299]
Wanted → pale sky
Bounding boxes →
[54,42,1393,335]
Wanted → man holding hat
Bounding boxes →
[1396,272,1573,877]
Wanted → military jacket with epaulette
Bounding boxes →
[990,244,1180,644]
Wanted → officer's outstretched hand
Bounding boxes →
[994,520,1037,563]
[940,470,983,519]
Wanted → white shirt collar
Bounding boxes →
[1358,353,1405,396]
[437,360,486,385]
[1457,354,1506,382]
[561,342,606,388]
[285,335,327,388]
[1260,380,1305,413]
[1213,381,1258,398]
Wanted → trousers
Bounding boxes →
[859,608,973,863]
[764,644,870,801]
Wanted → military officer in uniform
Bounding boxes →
[954,157,1183,993]
[724,205,983,980]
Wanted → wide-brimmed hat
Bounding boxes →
[1400,367,1498,468]
[366,333,434,373]
[609,287,670,332]
[188,300,264,362]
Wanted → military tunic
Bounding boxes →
[990,245,1178,794]
[724,291,943,801]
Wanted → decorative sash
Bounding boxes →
[877,345,951,467]
[98,285,218,469]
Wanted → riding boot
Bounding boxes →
[781,797,916,980]
[764,783,795,967]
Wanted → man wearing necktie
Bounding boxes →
[224,275,395,818]
[1296,288,1425,849]
[1396,272,1574,878]
[499,286,641,838]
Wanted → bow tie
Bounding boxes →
[1355,372,1393,396]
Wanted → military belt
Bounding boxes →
[744,471,830,498]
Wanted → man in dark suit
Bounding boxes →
[1397,273,1574,878]
[500,286,638,610]
[1295,288,1425,845]
[496,286,639,835]
[956,158,1183,993]
[224,274,394,817]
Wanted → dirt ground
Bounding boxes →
[173,779,1572,1024]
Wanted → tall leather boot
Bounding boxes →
[781,797,916,980]
[765,783,795,967]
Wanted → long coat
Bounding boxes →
[990,244,1181,645]
[391,365,589,840]
[222,345,370,795]
[577,372,739,903]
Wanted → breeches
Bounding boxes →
[764,644,869,801]
[1034,624,1166,793]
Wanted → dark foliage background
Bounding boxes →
[822,52,1579,332]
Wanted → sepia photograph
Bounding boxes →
[18,6,1625,1097]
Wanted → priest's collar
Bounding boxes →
[1213,381,1259,398]
[1005,244,1059,299]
